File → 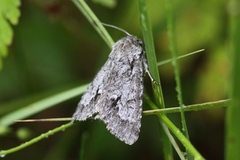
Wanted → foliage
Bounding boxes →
[0,0,236,160]
[0,0,21,69]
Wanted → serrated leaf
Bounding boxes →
[0,0,21,70]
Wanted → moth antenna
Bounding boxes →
[101,23,131,36]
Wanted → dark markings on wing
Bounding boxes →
[73,35,147,145]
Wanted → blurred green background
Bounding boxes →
[0,0,228,159]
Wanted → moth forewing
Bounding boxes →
[73,35,148,145]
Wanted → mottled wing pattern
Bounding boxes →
[73,35,147,145]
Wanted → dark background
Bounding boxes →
[0,0,227,159]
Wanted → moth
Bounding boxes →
[72,29,153,145]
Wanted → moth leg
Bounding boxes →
[145,69,154,81]
[143,57,159,84]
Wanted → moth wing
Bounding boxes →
[73,36,145,145]
[73,59,113,120]
[96,59,144,145]
[95,41,144,145]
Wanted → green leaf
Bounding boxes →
[0,0,21,69]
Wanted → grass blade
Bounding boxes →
[0,122,73,157]
[137,0,173,159]
[0,84,88,126]
[73,0,114,47]
[225,1,240,159]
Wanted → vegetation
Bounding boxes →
[0,0,238,159]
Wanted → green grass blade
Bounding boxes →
[79,132,88,160]
[0,122,73,157]
[143,94,205,159]
[225,1,240,159]
[164,0,191,158]
[160,115,205,160]
[0,84,88,126]
[157,49,204,66]
[143,99,229,115]
[137,0,173,159]
[73,0,114,47]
